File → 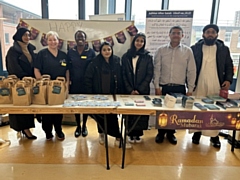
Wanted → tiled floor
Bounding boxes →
[0,118,240,180]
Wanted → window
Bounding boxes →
[48,0,78,19]
[224,32,232,47]
[116,0,125,14]
[195,31,202,42]
[132,0,162,33]
[5,0,41,16]
[1,0,41,71]
[232,54,240,78]
[85,0,94,20]
[169,0,212,46]
[4,33,10,44]
[218,0,240,80]
[237,32,240,48]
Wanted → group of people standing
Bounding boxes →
[5,23,233,149]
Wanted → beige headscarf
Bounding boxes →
[17,41,32,63]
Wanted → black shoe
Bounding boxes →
[56,132,65,140]
[21,130,37,140]
[192,132,201,144]
[74,126,81,138]
[210,136,221,148]
[82,126,88,137]
[167,134,177,145]
[46,133,54,140]
[155,133,164,143]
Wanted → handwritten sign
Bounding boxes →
[145,10,194,55]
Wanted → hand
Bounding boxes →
[221,81,230,90]
[134,90,139,95]
[155,88,162,95]
[131,90,136,95]
[186,92,192,96]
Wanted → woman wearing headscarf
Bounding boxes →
[121,33,153,143]
[5,27,37,139]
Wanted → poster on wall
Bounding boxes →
[145,10,194,55]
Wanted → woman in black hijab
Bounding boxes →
[6,27,37,139]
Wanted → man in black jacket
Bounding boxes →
[190,24,234,148]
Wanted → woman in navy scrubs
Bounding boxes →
[34,31,69,140]
[67,30,95,138]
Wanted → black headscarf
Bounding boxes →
[13,28,30,42]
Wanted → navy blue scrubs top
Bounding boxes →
[34,48,69,80]
[67,46,96,94]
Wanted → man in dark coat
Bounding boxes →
[190,24,234,148]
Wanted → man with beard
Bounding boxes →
[190,24,234,148]
[153,26,196,145]
[67,30,96,138]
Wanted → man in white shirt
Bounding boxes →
[153,26,196,145]
[190,24,234,148]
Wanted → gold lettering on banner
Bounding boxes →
[169,114,203,128]
[206,114,225,127]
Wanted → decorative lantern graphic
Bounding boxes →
[236,120,240,129]
[231,118,237,125]
[227,114,232,119]
[237,113,240,119]
[158,113,168,127]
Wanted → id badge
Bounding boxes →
[59,59,67,67]
[61,62,66,66]
[81,56,87,59]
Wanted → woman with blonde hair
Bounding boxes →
[34,31,70,140]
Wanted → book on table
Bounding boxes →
[216,100,239,110]
[206,95,226,102]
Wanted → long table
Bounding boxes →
[0,95,117,170]
[0,94,239,170]
[115,95,240,168]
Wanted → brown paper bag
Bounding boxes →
[48,77,66,105]
[42,74,51,80]
[32,80,47,105]
[56,77,68,99]
[22,77,36,86]
[7,75,19,83]
[0,78,14,104]
[12,81,31,106]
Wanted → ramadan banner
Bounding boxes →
[156,111,240,130]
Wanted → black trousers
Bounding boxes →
[128,130,143,137]
[41,114,63,134]
[75,114,88,127]
[94,114,121,138]
[158,85,186,136]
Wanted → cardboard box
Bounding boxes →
[62,114,76,126]
[0,114,9,126]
